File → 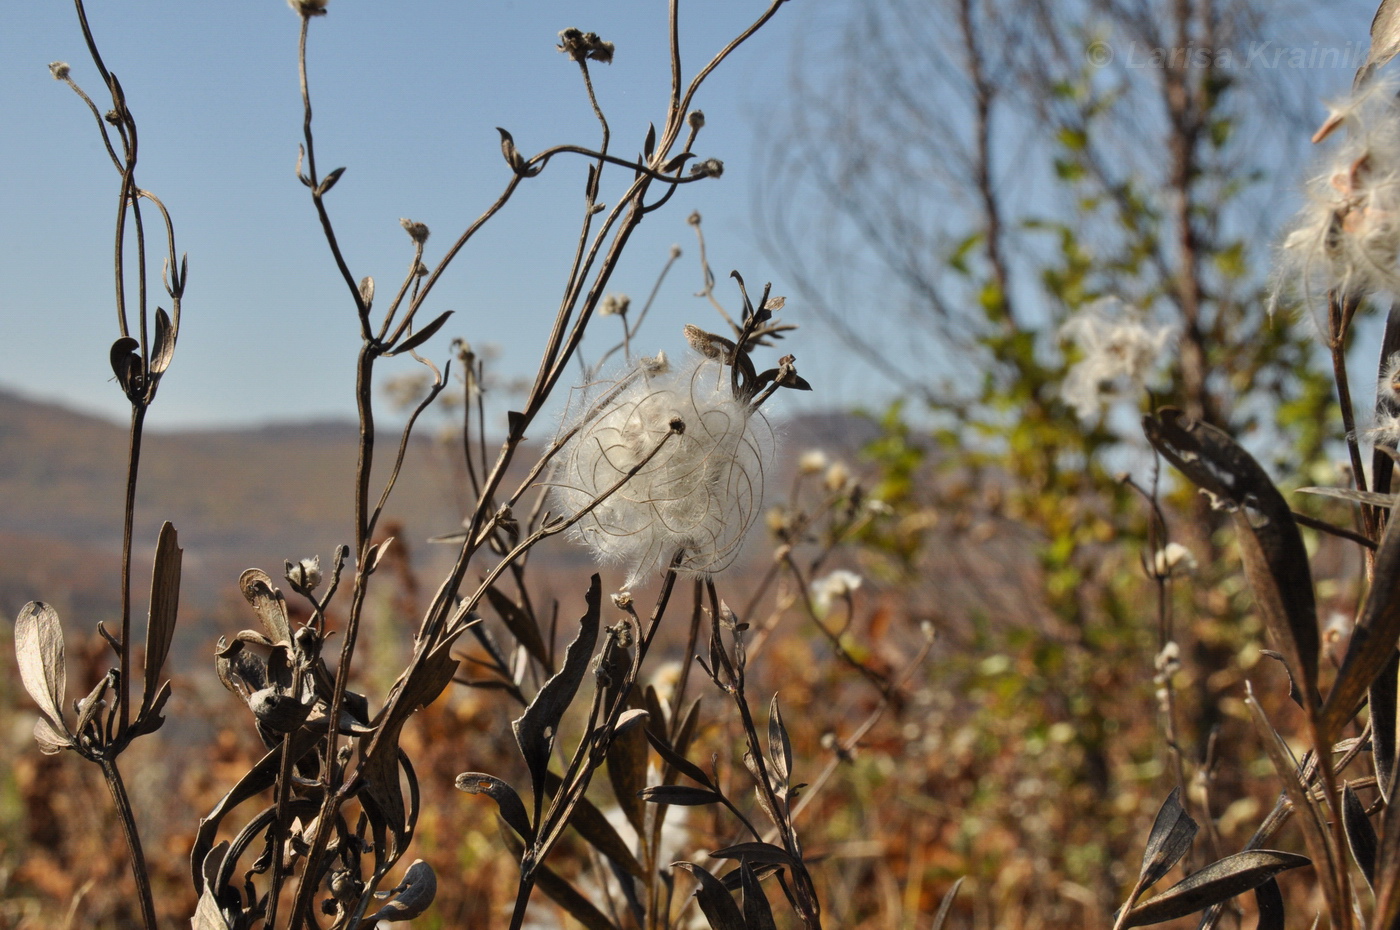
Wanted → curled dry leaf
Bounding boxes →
[364,859,437,923]
[15,601,70,744]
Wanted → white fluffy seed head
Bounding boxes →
[551,356,773,588]
[1275,79,1400,316]
[1381,352,1400,412]
[1059,297,1174,421]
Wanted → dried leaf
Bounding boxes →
[363,537,393,575]
[142,522,182,718]
[191,730,322,892]
[1244,688,1341,909]
[608,693,650,835]
[359,632,461,861]
[151,306,176,375]
[532,861,619,930]
[191,841,235,930]
[1119,850,1310,927]
[109,336,141,397]
[1357,0,1400,88]
[364,859,436,923]
[33,716,70,754]
[1343,782,1378,890]
[1252,877,1285,930]
[513,575,601,817]
[542,769,645,880]
[238,569,292,644]
[1373,765,1400,930]
[1374,649,1399,801]
[639,785,724,806]
[191,883,232,930]
[316,165,346,195]
[1294,486,1397,508]
[15,601,69,736]
[644,725,714,788]
[673,861,746,930]
[1258,650,1306,709]
[931,876,965,930]
[740,859,777,930]
[1321,507,1400,741]
[455,772,535,843]
[487,584,550,670]
[387,310,453,358]
[767,695,792,791]
[709,842,801,870]
[1137,787,1199,891]
[1145,410,1319,711]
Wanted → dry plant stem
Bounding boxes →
[780,551,893,697]
[296,16,367,332]
[99,756,157,930]
[1328,292,1376,546]
[117,404,145,738]
[783,633,933,832]
[1122,473,1190,805]
[710,583,822,930]
[508,564,683,930]
[1292,510,1377,550]
[262,730,297,929]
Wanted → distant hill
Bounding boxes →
[0,389,883,628]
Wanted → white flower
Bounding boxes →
[1151,543,1197,579]
[1059,297,1174,421]
[811,570,862,614]
[551,356,773,588]
[1274,79,1400,312]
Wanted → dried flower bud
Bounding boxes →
[286,556,322,592]
[824,461,851,493]
[557,28,615,64]
[400,218,430,244]
[690,158,724,179]
[288,0,329,16]
[669,243,682,260]
[687,210,702,226]
[765,505,791,537]
[687,110,706,130]
[49,61,71,81]
[599,293,630,317]
[611,591,633,610]
[1151,542,1197,579]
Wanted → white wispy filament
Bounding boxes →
[1060,297,1174,421]
[1275,78,1400,313]
[552,355,774,588]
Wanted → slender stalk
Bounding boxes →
[117,404,146,739]
[99,756,157,930]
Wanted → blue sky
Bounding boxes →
[1,1,1385,432]
[2,1,821,429]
